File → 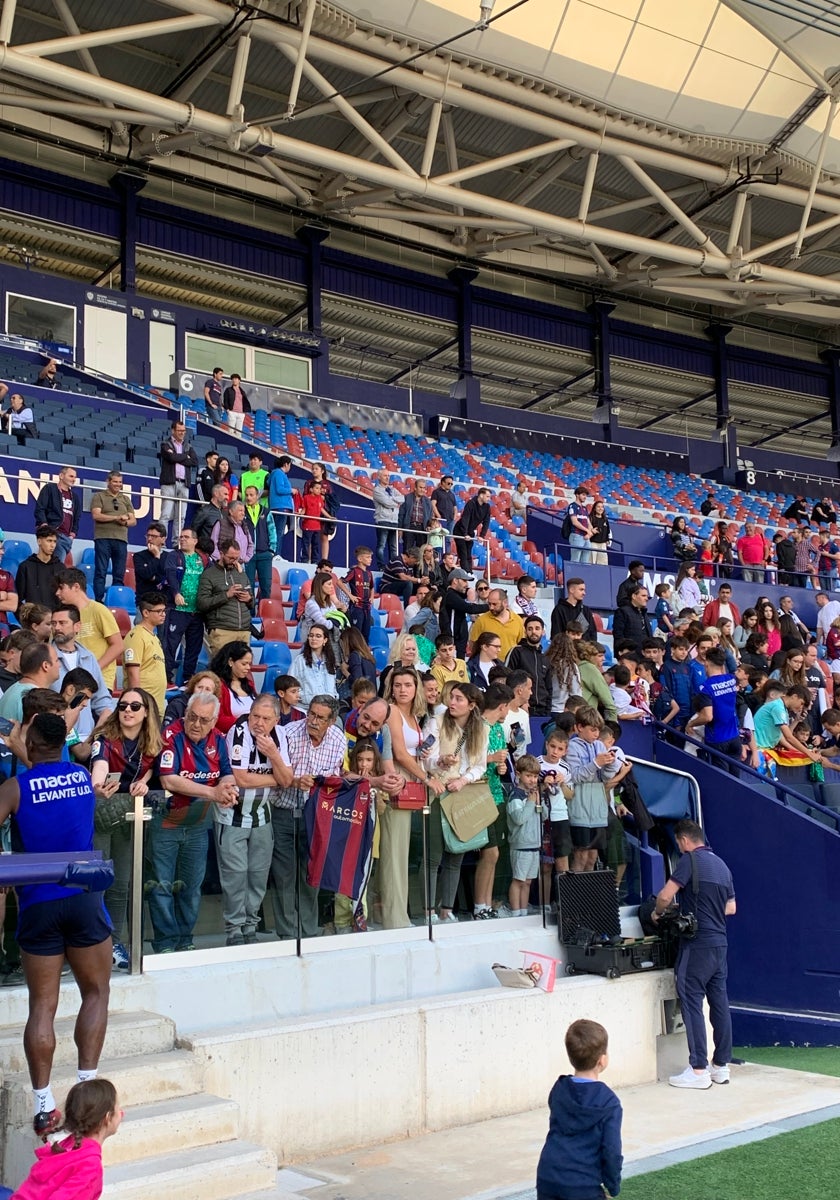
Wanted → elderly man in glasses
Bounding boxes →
[145,692,237,953]
[269,694,345,940]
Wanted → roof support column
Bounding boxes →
[297,222,330,393]
[589,300,617,440]
[448,265,480,419]
[705,322,735,478]
[109,169,146,293]
[821,349,840,470]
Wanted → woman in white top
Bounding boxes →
[379,666,435,929]
[426,681,488,922]
[290,624,338,707]
[299,574,339,642]
[675,562,703,613]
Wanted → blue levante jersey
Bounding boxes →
[158,719,232,829]
[13,760,95,910]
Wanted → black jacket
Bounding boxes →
[192,502,224,546]
[133,548,171,605]
[616,575,643,609]
[223,385,251,413]
[159,435,198,487]
[506,639,553,715]
[550,598,597,641]
[612,603,653,648]
[15,553,63,606]
[440,588,489,656]
[454,498,490,539]
[34,482,81,536]
[196,466,216,504]
[775,537,796,573]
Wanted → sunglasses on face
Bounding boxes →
[117,701,145,713]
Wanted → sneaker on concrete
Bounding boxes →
[1,965,24,987]
[111,941,129,971]
[225,932,244,947]
[710,1063,730,1084]
[495,905,517,918]
[439,912,459,923]
[669,1066,712,1090]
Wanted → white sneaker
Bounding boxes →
[669,1066,712,1090]
[710,1063,730,1085]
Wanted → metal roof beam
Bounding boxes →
[17,13,218,57]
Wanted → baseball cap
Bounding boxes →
[449,569,473,581]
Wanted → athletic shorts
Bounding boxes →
[548,819,573,860]
[18,892,113,957]
[510,849,539,882]
[570,824,608,852]
[484,803,505,849]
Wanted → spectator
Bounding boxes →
[474,682,513,918]
[268,455,296,545]
[344,545,375,639]
[612,584,653,650]
[711,520,734,578]
[817,530,840,591]
[298,480,327,564]
[214,456,238,505]
[773,529,796,587]
[209,640,256,734]
[404,582,431,629]
[741,631,771,672]
[514,574,539,620]
[195,539,254,656]
[699,491,719,516]
[13,1076,122,1194]
[380,632,430,694]
[242,485,276,601]
[203,366,225,424]
[2,391,36,440]
[212,500,254,567]
[240,452,269,506]
[716,618,740,667]
[133,522,170,611]
[546,632,582,715]
[196,449,219,504]
[566,705,620,871]
[661,636,695,729]
[16,526,62,608]
[550,577,597,641]
[269,694,345,939]
[36,357,59,388]
[54,568,123,691]
[90,470,137,603]
[736,521,767,583]
[344,625,377,686]
[122,593,168,719]
[508,480,530,521]
[372,469,402,569]
[17,602,50,642]
[304,463,336,561]
[380,545,420,608]
[148,692,238,952]
[425,517,446,560]
[615,561,645,608]
[469,588,525,660]
[466,631,503,692]
[576,640,617,721]
[784,495,809,524]
[34,465,81,564]
[685,647,742,762]
[453,486,491,573]
[756,600,782,657]
[439,568,489,658]
[299,573,342,643]
[90,687,161,968]
[159,419,197,542]
[770,647,808,690]
[778,594,810,645]
[816,591,840,647]
[812,496,837,527]
[50,604,113,739]
[162,527,207,684]
[274,674,306,725]
[222,694,292,946]
[425,681,486,922]
[753,684,818,760]
[192,483,227,551]
[588,499,610,566]
[702,583,740,630]
[431,474,457,534]
[674,562,702,613]
[0,642,60,723]
[507,615,552,716]
[430,633,469,689]
[793,527,819,589]
[222,373,250,433]
[162,669,221,727]
[291,624,339,708]
[670,516,697,562]
[734,607,758,651]
[398,478,434,554]
[563,485,592,564]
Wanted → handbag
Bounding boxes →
[93,791,134,835]
[440,808,488,854]
[440,782,497,842]
[391,780,429,810]
[492,963,538,989]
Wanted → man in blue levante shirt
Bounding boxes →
[685,647,741,761]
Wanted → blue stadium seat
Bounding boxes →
[105,585,136,614]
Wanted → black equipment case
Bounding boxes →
[556,871,672,980]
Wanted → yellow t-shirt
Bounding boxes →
[430,659,469,689]
[468,611,525,661]
[122,625,167,719]
[78,600,120,689]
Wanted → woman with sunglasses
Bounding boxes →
[209,641,256,734]
[90,688,162,970]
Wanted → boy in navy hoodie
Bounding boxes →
[537,1019,623,1200]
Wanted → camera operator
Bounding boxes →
[654,818,736,1091]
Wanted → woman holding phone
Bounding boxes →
[90,688,162,970]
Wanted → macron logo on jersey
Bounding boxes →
[31,769,91,804]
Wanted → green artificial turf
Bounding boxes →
[732,1044,840,1078]
[620,1117,840,1200]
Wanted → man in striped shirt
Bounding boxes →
[270,695,346,939]
[221,695,293,947]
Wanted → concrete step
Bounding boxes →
[0,1010,176,1075]
[3,1048,205,1128]
[101,1140,277,1200]
[104,1093,241,1166]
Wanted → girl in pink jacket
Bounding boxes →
[11,1079,122,1200]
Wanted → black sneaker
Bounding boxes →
[1,965,24,987]
[33,1108,62,1139]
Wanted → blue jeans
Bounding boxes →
[144,817,210,952]
[93,538,127,602]
[55,532,73,564]
[162,609,204,683]
[245,550,274,601]
[568,532,591,564]
[675,942,732,1069]
[376,526,397,569]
